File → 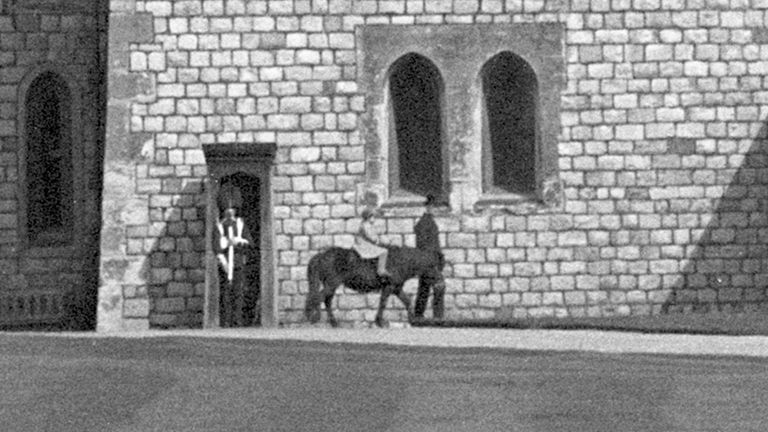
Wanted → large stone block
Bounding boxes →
[447,233,477,248]
[123,298,150,318]
[111,12,155,45]
[290,147,320,162]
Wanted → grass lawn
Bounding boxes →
[413,311,768,336]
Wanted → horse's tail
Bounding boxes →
[305,252,323,323]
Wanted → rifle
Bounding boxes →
[216,216,235,283]
[226,222,235,282]
[218,210,249,283]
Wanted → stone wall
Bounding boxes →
[0,0,105,329]
[102,0,768,328]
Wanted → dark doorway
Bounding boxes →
[217,173,261,327]
[389,53,444,199]
[482,51,538,195]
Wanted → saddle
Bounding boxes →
[346,249,392,286]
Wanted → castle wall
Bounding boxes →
[0,0,105,329]
[101,0,768,328]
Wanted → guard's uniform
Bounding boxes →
[215,213,252,327]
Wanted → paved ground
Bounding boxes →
[2,328,767,432]
[44,326,768,358]
[414,311,768,336]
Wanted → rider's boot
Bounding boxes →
[377,252,391,278]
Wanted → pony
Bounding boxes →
[304,246,445,328]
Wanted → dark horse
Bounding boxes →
[305,246,445,327]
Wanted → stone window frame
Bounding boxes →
[357,38,451,208]
[17,64,86,255]
[357,24,564,211]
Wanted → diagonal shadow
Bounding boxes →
[136,180,207,328]
[662,121,768,315]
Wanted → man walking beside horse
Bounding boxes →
[414,194,445,320]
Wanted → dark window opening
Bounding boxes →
[482,52,538,195]
[25,72,73,245]
[389,53,444,199]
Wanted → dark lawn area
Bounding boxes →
[414,311,768,336]
[1,334,767,432]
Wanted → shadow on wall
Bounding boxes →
[137,180,207,329]
[662,121,768,315]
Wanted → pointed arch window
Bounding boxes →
[24,72,73,245]
[359,25,563,210]
[388,53,445,200]
[482,52,538,196]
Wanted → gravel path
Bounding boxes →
[20,326,768,358]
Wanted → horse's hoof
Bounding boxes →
[329,319,339,328]
[374,317,389,328]
[307,310,321,324]
[406,308,416,323]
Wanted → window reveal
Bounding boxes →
[388,53,445,199]
[482,52,538,195]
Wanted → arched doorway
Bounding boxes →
[202,143,277,328]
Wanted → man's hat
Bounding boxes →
[218,182,243,211]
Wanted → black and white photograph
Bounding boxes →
[1,0,767,430]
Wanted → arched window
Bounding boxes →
[482,52,538,195]
[388,53,445,199]
[25,72,73,245]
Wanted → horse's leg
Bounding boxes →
[414,276,430,318]
[375,283,393,328]
[305,277,324,324]
[307,287,322,324]
[393,284,414,324]
[323,280,340,327]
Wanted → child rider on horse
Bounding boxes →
[354,206,391,277]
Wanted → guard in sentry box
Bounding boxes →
[215,189,253,328]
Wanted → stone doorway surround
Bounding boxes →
[202,143,277,328]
